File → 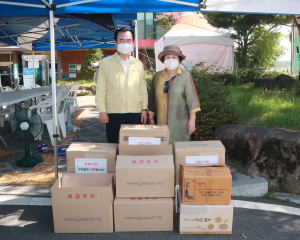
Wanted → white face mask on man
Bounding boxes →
[117,43,133,54]
[164,59,179,70]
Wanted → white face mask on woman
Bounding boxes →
[117,43,133,54]
[164,59,179,70]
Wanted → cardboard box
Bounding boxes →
[174,141,226,184]
[116,155,174,198]
[114,197,173,232]
[66,142,117,173]
[119,124,169,145]
[51,173,114,233]
[180,165,232,205]
[178,191,233,234]
[118,144,173,156]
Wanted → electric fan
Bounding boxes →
[9,108,44,167]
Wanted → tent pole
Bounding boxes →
[32,49,35,86]
[49,0,58,181]
[135,20,138,59]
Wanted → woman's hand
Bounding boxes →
[187,113,196,135]
[148,114,155,125]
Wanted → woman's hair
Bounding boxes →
[162,55,183,63]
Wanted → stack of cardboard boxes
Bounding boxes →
[114,125,174,232]
[174,141,234,234]
[51,125,234,234]
[52,142,118,233]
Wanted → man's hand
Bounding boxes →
[187,113,196,135]
[99,112,109,124]
[141,111,147,124]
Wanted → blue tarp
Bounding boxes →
[0,13,135,50]
[0,0,200,17]
[0,0,200,50]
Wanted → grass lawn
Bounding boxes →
[230,83,300,131]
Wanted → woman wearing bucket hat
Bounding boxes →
[148,44,201,144]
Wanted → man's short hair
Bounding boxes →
[114,27,135,42]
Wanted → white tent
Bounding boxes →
[155,12,234,72]
[160,0,300,15]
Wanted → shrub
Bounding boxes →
[210,73,240,85]
[190,63,241,140]
[238,67,265,84]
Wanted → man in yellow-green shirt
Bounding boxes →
[96,27,148,143]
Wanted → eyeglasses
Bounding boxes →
[163,81,169,93]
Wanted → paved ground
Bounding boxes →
[0,205,299,240]
[0,96,300,238]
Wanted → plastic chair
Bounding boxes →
[56,85,72,138]
[18,85,27,90]
[1,86,14,92]
[1,86,15,118]
[0,107,11,127]
[29,90,65,146]
[31,84,41,88]
[69,83,81,111]
[35,85,71,142]
[31,84,44,104]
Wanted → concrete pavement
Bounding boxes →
[0,204,299,240]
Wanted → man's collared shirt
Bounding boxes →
[117,54,131,75]
[95,52,148,114]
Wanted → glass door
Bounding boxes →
[0,53,13,87]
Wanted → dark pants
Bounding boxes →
[106,113,141,143]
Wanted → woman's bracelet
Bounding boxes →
[149,118,154,120]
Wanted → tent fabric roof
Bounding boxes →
[0,0,200,51]
[164,13,234,46]
[201,0,300,15]
[0,13,135,50]
[0,0,200,17]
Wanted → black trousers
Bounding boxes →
[106,113,141,143]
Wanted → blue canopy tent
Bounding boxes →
[0,13,136,51]
[0,0,201,180]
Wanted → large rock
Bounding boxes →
[254,79,276,89]
[254,74,297,89]
[274,74,297,88]
[213,124,300,194]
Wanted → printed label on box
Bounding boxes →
[75,158,107,173]
[128,137,161,145]
[183,179,196,202]
[185,156,218,165]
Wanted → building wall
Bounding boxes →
[60,50,88,80]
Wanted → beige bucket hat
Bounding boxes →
[158,44,186,63]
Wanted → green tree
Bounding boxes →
[78,48,103,80]
[202,13,292,68]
